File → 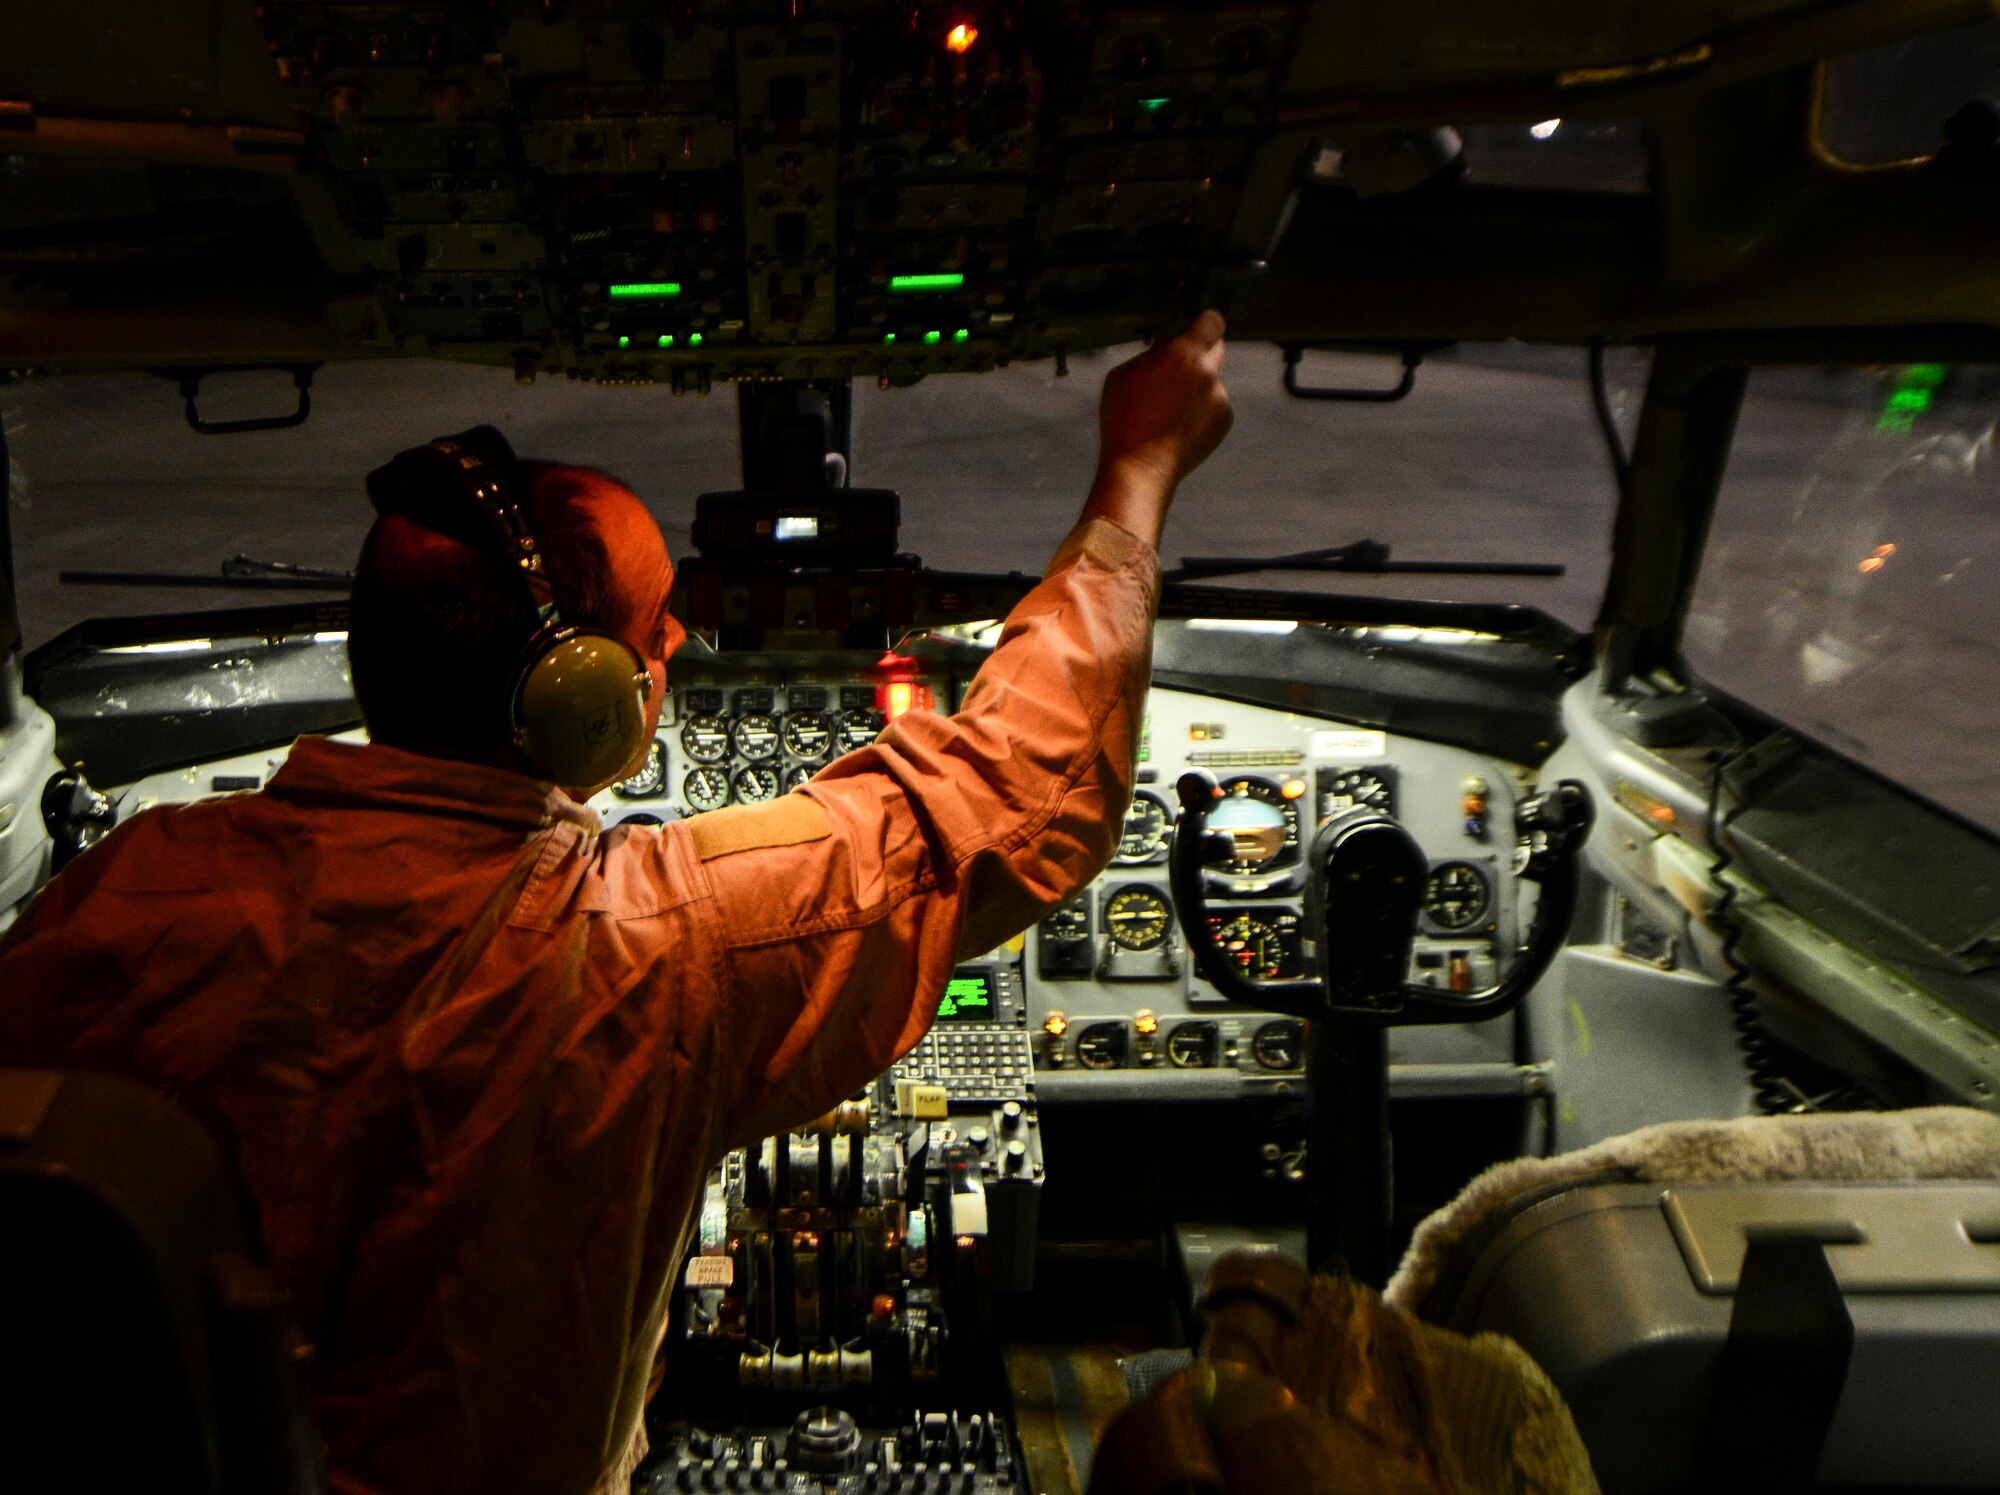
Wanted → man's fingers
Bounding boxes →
[1188,308,1227,347]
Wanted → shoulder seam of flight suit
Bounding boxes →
[1043,516,1146,577]
[687,796,832,862]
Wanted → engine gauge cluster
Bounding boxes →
[604,676,943,818]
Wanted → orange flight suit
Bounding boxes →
[0,517,1158,1495]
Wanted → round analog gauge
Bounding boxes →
[1103,886,1172,952]
[1208,910,1302,980]
[1424,861,1492,931]
[837,709,885,752]
[781,710,834,760]
[733,765,781,804]
[732,712,781,762]
[1213,777,1299,873]
[684,766,730,812]
[1322,768,1393,816]
[783,764,816,794]
[1074,1022,1128,1071]
[680,714,729,765]
[1115,791,1173,865]
[1251,1019,1304,1070]
[612,739,666,799]
[1167,1022,1219,1070]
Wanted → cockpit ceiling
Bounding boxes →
[4,0,2000,379]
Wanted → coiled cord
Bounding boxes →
[1706,749,1808,1114]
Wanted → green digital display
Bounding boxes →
[889,273,965,293]
[937,973,994,1021]
[1878,363,1946,433]
[608,281,682,299]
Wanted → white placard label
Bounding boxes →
[1311,729,1387,758]
[684,1255,734,1288]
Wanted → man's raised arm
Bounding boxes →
[679,313,1232,1146]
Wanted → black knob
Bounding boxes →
[786,1406,862,1474]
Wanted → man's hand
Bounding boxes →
[1082,310,1233,548]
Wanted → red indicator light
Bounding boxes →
[946,21,978,52]
[1280,778,1307,800]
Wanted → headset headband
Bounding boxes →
[366,426,561,625]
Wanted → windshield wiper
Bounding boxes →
[1164,539,1565,585]
[60,554,354,591]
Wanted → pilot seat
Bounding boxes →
[1386,1106,2000,1492]
[0,1067,325,1495]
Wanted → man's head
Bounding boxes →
[348,443,683,795]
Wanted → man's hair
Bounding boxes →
[347,463,623,763]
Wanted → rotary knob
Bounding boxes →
[786,1406,861,1474]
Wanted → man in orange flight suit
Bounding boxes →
[0,314,1232,1495]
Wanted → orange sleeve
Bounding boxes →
[685,518,1159,1148]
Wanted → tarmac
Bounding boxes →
[4,341,1994,834]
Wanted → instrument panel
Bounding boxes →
[96,659,1534,1102]
[1027,685,1530,1100]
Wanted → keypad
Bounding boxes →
[889,1028,1034,1106]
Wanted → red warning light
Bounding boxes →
[945,21,978,52]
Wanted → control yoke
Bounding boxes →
[1168,768,1593,1283]
[1168,772,1593,1024]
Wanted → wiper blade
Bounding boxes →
[1164,540,1564,585]
[61,554,353,591]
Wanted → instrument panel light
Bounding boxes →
[883,332,897,344]
[923,330,942,345]
[1134,1010,1159,1036]
[617,335,630,349]
[608,282,682,299]
[890,273,966,293]
[1137,96,1172,111]
[658,334,674,347]
[1043,1012,1068,1037]
[946,22,979,53]
[688,332,703,346]
[953,328,970,342]
[1280,778,1306,800]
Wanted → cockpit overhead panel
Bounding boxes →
[225,0,1307,385]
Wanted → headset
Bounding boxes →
[365,426,654,789]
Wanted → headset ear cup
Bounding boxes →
[513,630,652,789]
